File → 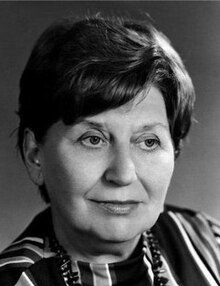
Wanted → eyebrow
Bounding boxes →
[78,120,106,130]
[78,119,169,132]
[138,123,170,132]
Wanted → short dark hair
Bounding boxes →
[17,15,195,202]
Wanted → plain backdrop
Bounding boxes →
[1,1,220,251]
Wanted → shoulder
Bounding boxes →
[160,204,220,242]
[163,204,220,241]
[160,205,220,266]
[0,237,44,285]
[0,208,53,286]
[154,205,220,283]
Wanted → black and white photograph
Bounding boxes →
[0,1,220,285]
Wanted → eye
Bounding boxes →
[138,137,160,151]
[88,136,101,145]
[145,139,157,147]
[81,135,106,148]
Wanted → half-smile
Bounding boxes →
[90,200,140,215]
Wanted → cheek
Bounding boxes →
[139,152,174,199]
[155,154,174,185]
[43,150,105,200]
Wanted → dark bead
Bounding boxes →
[152,251,160,256]
[69,273,79,279]
[69,277,79,283]
[160,277,169,284]
[63,270,69,276]
[155,276,169,286]
[61,265,67,271]
[153,260,163,269]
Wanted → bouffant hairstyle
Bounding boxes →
[17,15,195,202]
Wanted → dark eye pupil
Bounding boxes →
[90,136,100,145]
[145,139,154,147]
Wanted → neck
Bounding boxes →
[52,213,141,264]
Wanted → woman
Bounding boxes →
[0,15,220,286]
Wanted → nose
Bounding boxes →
[104,147,137,186]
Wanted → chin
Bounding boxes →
[93,220,146,243]
[87,206,162,243]
[97,232,138,244]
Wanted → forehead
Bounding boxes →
[79,86,169,130]
[44,86,170,141]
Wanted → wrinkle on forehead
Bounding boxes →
[74,86,169,134]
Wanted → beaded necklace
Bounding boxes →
[49,230,169,286]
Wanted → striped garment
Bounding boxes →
[0,205,220,286]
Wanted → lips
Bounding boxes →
[90,200,140,215]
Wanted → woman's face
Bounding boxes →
[39,86,174,243]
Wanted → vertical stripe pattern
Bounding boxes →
[90,263,112,286]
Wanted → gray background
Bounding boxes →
[1,1,220,251]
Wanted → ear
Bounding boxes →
[23,129,44,187]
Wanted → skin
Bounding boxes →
[25,86,175,263]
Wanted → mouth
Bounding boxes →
[90,200,140,215]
